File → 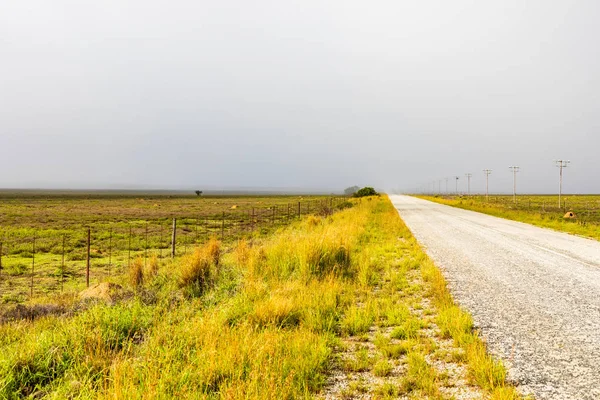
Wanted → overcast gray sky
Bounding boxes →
[1,1,599,193]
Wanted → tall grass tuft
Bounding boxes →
[129,258,144,289]
[178,239,221,295]
[145,255,159,279]
[205,237,221,266]
[235,239,250,266]
[304,236,352,277]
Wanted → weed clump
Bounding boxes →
[129,258,144,289]
[235,239,250,265]
[249,296,301,329]
[305,237,351,277]
[372,359,393,377]
[145,255,159,279]
[178,239,221,295]
[205,237,221,266]
[306,215,322,228]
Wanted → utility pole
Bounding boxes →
[454,176,460,195]
[555,160,570,208]
[465,173,472,196]
[483,169,492,202]
[438,180,441,195]
[445,177,449,194]
[509,166,520,204]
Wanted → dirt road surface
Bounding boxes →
[390,195,600,399]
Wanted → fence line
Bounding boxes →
[0,196,349,300]
[438,195,600,222]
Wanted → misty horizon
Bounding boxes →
[2,1,599,194]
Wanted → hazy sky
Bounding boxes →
[1,1,599,193]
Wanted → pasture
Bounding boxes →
[0,193,344,304]
[0,195,522,399]
[420,194,600,240]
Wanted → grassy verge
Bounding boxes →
[419,195,600,241]
[0,196,524,399]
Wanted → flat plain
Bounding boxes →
[0,193,336,304]
[0,194,522,399]
[419,194,600,241]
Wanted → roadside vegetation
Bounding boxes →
[0,196,524,399]
[419,195,600,241]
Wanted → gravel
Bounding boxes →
[390,195,600,400]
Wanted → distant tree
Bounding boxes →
[353,187,379,198]
[195,190,203,196]
[344,186,360,195]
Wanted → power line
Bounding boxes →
[483,169,492,202]
[508,166,520,204]
[465,173,472,196]
[555,160,570,208]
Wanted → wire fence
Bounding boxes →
[0,196,349,301]
[440,195,600,223]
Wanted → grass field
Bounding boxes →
[419,194,600,241]
[0,195,523,399]
[0,194,345,304]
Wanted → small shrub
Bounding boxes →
[335,201,353,210]
[353,187,379,198]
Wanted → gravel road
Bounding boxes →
[390,195,600,399]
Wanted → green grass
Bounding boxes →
[0,194,346,305]
[420,194,600,241]
[0,195,525,399]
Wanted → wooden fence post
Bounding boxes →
[298,202,301,218]
[144,224,148,268]
[61,235,65,292]
[86,228,91,288]
[108,228,112,276]
[128,225,132,268]
[171,218,177,258]
[159,224,163,259]
[31,233,36,298]
[221,212,225,240]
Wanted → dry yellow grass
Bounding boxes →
[178,240,221,293]
[0,196,525,399]
[128,257,144,289]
